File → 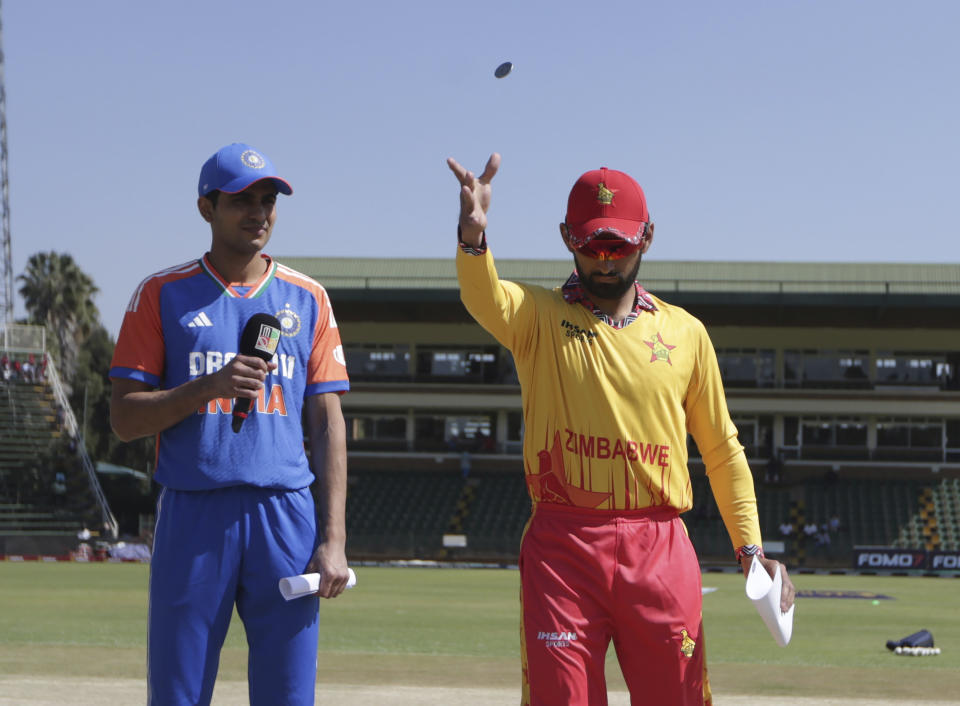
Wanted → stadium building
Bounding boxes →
[2,257,958,572]
[283,256,960,571]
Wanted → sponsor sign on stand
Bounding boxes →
[852,548,960,572]
[929,551,960,571]
[853,548,926,570]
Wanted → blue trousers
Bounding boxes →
[148,485,319,705]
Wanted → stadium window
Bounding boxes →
[835,419,867,446]
[783,352,803,387]
[798,415,868,459]
[717,349,775,388]
[505,411,524,453]
[415,346,501,383]
[782,416,800,457]
[734,417,757,447]
[802,418,834,445]
[344,344,411,380]
[910,422,943,448]
[729,415,772,457]
[876,419,910,447]
[875,351,951,388]
[791,350,870,388]
[345,413,408,451]
[946,420,960,461]
[413,411,495,452]
[876,417,944,461]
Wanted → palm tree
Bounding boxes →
[17,251,100,385]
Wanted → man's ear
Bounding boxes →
[641,222,655,253]
[559,223,576,253]
[197,196,214,223]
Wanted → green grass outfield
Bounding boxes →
[0,562,958,701]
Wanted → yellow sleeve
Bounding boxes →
[684,319,762,552]
[455,246,536,354]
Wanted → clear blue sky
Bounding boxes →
[5,1,959,337]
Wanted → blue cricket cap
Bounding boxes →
[198,143,293,197]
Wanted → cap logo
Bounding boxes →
[596,182,616,205]
[241,150,266,170]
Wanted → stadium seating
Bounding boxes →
[0,379,95,554]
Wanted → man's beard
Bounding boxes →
[576,256,642,300]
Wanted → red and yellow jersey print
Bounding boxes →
[526,428,695,511]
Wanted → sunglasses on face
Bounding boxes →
[576,238,642,261]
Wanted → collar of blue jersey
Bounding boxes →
[562,271,657,326]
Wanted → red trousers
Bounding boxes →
[520,504,710,706]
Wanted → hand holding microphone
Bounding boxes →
[232,313,282,433]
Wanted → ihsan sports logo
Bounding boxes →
[537,631,578,648]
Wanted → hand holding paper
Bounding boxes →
[279,568,357,601]
[745,558,794,646]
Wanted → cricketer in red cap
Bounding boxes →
[564,167,649,246]
[448,152,795,706]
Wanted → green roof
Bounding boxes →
[277,257,960,296]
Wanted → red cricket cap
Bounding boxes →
[564,167,649,248]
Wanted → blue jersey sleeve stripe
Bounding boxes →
[109,366,161,387]
[306,380,350,396]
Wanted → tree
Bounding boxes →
[17,251,100,385]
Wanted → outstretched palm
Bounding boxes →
[447,153,500,243]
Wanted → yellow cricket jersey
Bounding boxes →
[457,246,762,551]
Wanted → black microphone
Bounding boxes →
[232,313,282,433]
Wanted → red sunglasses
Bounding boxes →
[576,238,642,261]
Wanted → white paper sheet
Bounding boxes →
[279,568,357,601]
[745,558,794,646]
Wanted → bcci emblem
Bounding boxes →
[276,306,301,337]
[241,150,266,170]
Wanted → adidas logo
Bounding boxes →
[188,312,214,328]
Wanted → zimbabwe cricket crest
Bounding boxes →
[596,182,617,205]
[644,332,676,365]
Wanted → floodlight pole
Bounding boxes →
[0,0,13,325]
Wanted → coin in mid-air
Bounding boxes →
[494,61,513,79]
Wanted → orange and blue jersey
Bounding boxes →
[109,253,349,491]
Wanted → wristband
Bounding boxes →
[457,225,487,255]
[735,544,764,565]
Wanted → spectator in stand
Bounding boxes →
[12,358,21,380]
[828,514,841,534]
[779,521,793,538]
[1,354,9,381]
[816,524,831,547]
[803,522,818,541]
[22,355,34,383]
[764,450,783,485]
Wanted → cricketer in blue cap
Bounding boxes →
[110,140,351,706]
[198,142,293,197]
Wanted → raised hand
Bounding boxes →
[446,153,500,246]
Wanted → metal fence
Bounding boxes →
[0,323,45,353]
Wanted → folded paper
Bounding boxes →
[745,558,794,646]
[279,568,357,601]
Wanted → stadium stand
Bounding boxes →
[1,327,117,555]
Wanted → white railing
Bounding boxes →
[43,352,118,539]
[0,323,45,352]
